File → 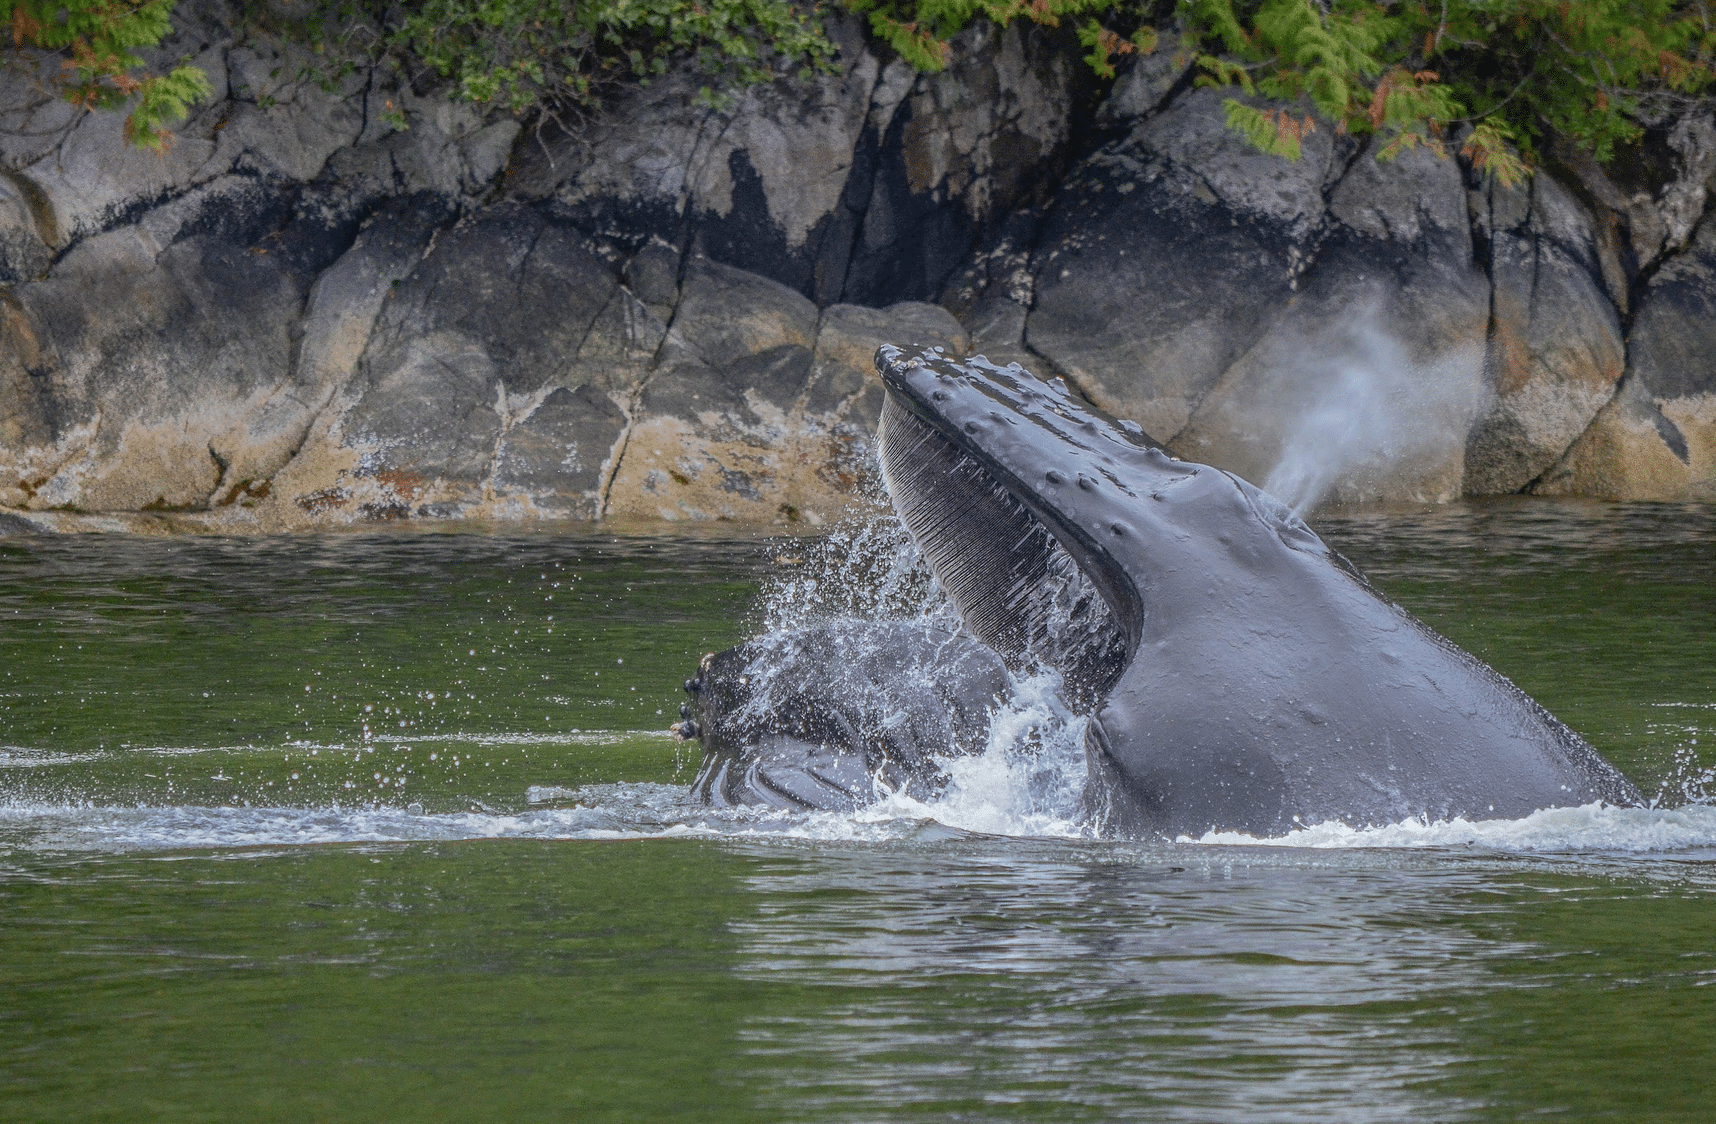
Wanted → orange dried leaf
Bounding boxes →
[12,5,43,47]
[1367,71,1394,130]
[1272,110,1314,151]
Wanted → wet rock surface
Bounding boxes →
[1463,174,1626,495]
[1026,87,1330,443]
[2,1,1715,530]
[1168,136,1490,504]
[1534,213,1716,500]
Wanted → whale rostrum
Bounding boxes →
[678,346,1640,838]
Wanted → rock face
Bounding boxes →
[1,0,1714,532]
[1533,213,1716,500]
[512,17,1083,308]
[0,177,356,512]
[1462,174,1627,494]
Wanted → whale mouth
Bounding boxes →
[877,390,1131,707]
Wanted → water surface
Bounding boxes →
[2,502,1713,1122]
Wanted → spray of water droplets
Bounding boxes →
[748,512,1098,838]
[759,514,953,630]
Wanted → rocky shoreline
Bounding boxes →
[2,2,1712,534]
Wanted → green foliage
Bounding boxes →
[2,0,213,149]
[1079,18,1155,78]
[859,0,1715,179]
[1422,0,1713,163]
[1177,0,1714,179]
[845,0,1157,72]
[357,0,837,114]
[4,0,1709,181]
[1461,120,1526,186]
[126,63,212,144]
[2,0,832,151]
[1222,99,1315,158]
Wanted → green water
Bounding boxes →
[0,531,760,813]
[2,503,1714,1122]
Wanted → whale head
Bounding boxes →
[874,345,1330,703]
[874,345,1638,836]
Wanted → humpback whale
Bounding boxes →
[680,347,1640,837]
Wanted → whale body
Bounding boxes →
[679,347,1640,837]
[873,346,1638,836]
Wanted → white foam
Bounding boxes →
[1183,801,1716,853]
[863,669,1092,839]
[7,787,1716,856]
[727,512,1716,856]
[400,730,669,746]
[0,788,701,851]
[0,671,1100,851]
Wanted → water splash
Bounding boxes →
[759,515,950,629]
[4,505,1708,858]
[1644,705,1713,806]
[739,511,1097,830]
[848,670,1094,839]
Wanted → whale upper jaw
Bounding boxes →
[873,344,1329,696]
